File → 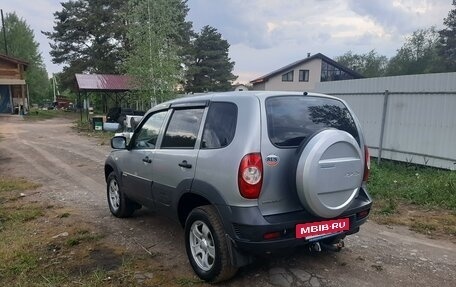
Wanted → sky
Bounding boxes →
[0,0,453,84]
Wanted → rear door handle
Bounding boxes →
[178,160,192,169]
[142,156,152,164]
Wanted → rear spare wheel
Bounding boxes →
[295,129,363,218]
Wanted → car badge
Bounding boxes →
[266,154,280,167]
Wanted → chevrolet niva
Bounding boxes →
[104,91,372,282]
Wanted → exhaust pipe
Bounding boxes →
[309,242,322,252]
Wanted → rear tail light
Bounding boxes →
[363,146,370,182]
[238,153,263,199]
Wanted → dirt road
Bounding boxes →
[0,116,455,287]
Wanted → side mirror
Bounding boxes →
[111,136,127,149]
[114,132,134,144]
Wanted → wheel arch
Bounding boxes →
[178,193,211,227]
[104,157,120,183]
[178,179,230,228]
[104,164,114,181]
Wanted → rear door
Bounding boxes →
[259,95,361,216]
[150,104,206,216]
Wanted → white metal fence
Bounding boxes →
[312,72,456,170]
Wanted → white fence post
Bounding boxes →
[377,90,389,165]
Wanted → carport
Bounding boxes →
[74,73,134,121]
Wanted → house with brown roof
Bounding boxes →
[0,53,29,114]
[250,53,363,91]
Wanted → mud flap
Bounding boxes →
[225,234,253,267]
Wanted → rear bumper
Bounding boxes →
[217,188,372,255]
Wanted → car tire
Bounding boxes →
[184,205,237,282]
[107,172,138,218]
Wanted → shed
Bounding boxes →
[74,73,135,120]
[0,53,29,114]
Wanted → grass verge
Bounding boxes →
[0,177,41,193]
[368,160,456,238]
[0,177,202,286]
[73,120,115,146]
[25,108,79,121]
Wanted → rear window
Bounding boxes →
[266,96,359,147]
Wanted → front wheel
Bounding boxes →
[107,172,138,218]
[184,205,237,282]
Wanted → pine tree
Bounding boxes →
[43,0,127,89]
[185,26,237,93]
[438,3,456,70]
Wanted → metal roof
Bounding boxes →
[75,73,134,92]
[250,53,363,84]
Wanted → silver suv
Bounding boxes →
[105,91,372,282]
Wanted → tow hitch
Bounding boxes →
[321,239,345,252]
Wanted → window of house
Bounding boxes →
[161,108,204,149]
[281,70,294,82]
[321,60,355,82]
[299,70,309,82]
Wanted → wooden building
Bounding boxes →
[0,53,29,114]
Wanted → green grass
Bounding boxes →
[25,108,79,121]
[176,277,204,286]
[73,120,115,145]
[74,120,93,132]
[66,229,104,246]
[0,177,41,193]
[0,176,163,286]
[368,160,456,211]
[25,109,61,120]
[1,206,44,223]
[6,251,40,276]
[365,160,456,237]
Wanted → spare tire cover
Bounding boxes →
[295,129,363,218]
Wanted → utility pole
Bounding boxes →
[52,74,57,103]
[1,9,8,55]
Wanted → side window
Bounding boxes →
[132,111,167,149]
[161,108,204,149]
[281,70,294,82]
[299,69,309,82]
[202,102,237,149]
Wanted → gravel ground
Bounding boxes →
[0,115,455,287]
